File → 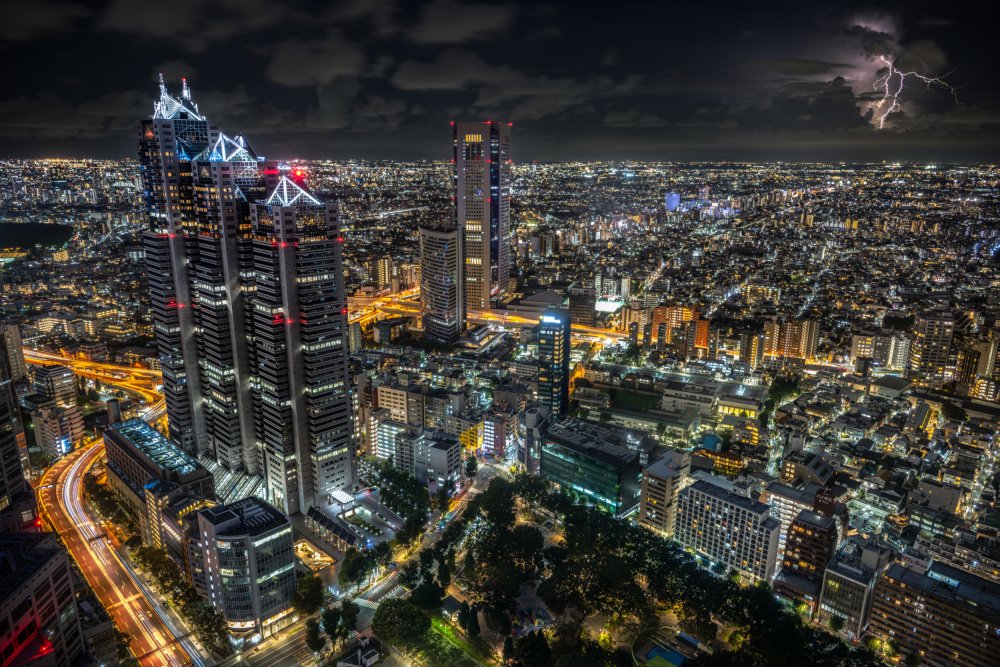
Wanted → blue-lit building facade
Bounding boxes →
[537,309,571,415]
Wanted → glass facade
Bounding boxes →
[539,438,638,515]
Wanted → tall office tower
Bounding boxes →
[419,225,465,344]
[138,78,354,513]
[190,157,263,476]
[908,311,954,389]
[140,75,218,454]
[537,310,571,415]
[0,345,30,526]
[665,192,681,212]
[249,176,353,515]
[698,185,710,200]
[453,121,511,310]
[0,325,27,383]
[764,318,818,360]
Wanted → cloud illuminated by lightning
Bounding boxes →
[873,55,960,128]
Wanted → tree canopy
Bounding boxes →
[371,598,431,649]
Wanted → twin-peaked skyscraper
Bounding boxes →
[138,77,352,514]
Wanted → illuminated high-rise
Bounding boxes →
[138,77,353,513]
[537,309,571,415]
[908,311,954,389]
[453,121,511,310]
[419,225,465,344]
[0,343,29,524]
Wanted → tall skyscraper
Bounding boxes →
[665,192,681,211]
[908,311,954,389]
[248,176,353,514]
[138,77,353,514]
[419,225,465,344]
[0,344,29,524]
[139,75,217,454]
[537,309,570,415]
[453,121,511,310]
[0,325,27,383]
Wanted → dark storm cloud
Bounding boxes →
[0,0,92,40]
[0,0,995,160]
[262,30,366,86]
[894,40,948,73]
[392,49,638,119]
[97,0,294,52]
[739,60,853,76]
[407,0,518,44]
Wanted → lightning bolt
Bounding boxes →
[873,55,959,128]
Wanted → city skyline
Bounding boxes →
[1,0,998,162]
[3,3,1000,666]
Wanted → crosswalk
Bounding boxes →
[356,585,405,609]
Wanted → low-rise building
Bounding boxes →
[103,418,214,544]
[659,380,717,417]
[817,538,893,641]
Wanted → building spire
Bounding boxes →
[158,72,167,96]
[182,77,190,100]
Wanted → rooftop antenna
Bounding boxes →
[182,77,190,100]
[158,72,167,96]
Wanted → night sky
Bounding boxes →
[2,0,997,162]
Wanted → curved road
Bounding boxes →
[38,443,206,667]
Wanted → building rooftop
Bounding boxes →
[886,561,1000,613]
[544,417,640,467]
[110,417,201,476]
[685,479,772,515]
[643,455,687,481]
[793,509,835,532]
[200,496,289,537]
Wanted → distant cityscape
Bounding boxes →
[1,75,1000,667]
